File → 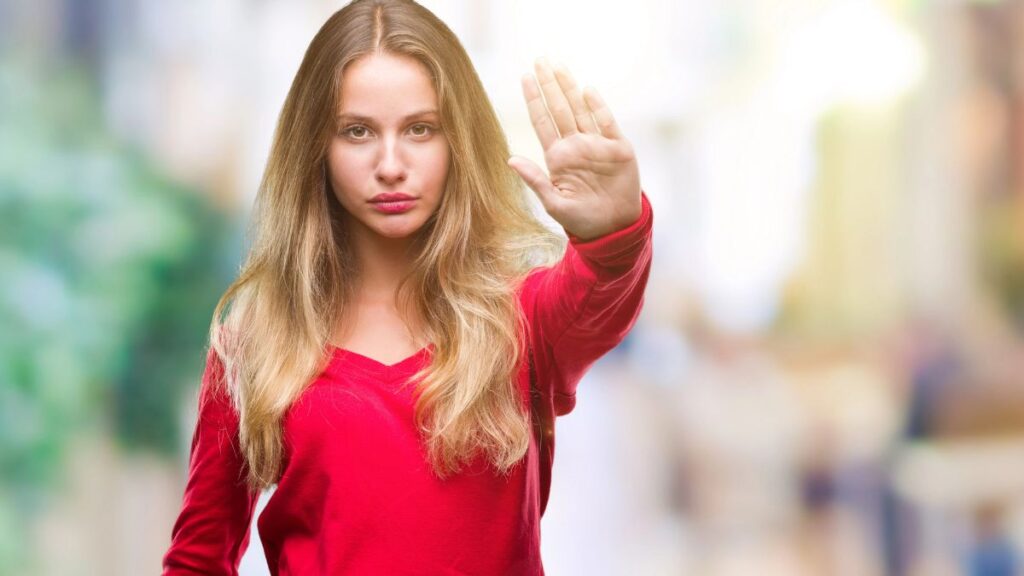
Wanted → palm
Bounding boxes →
[509,59,642,241]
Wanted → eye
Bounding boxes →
[409,123,435,137]
[341,125,370,139]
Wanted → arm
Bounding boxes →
[162,348,259,576]
[522,190,653,415]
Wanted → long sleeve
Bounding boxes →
[520,191,653,517]
[521,190,654,416]
[162,348,260,576]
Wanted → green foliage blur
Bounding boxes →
[0,58,236,571]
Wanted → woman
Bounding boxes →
[162,0,652,574]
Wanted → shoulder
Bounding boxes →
[196,346,239,424]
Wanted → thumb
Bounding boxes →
[508,155,558,211]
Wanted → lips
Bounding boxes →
[370,192,416,203]
[368,193,417,215]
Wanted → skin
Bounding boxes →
[509,57,643,242]
[327,53,449,359]
[327,52,450,298]
[328,54,642,363]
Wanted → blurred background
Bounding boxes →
[2,0,1024,574]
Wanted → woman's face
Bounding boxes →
[327,53,450,242]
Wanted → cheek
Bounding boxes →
[426,144,451,188]
[325,147,344,184]
[326,149,366,192]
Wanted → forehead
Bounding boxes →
[338,53,439,119]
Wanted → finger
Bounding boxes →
[507,155,560,212]
[521,73,558,151]
[534,57,578,139]
[582,86,624,140]
[553,62,599,135]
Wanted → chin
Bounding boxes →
[375,228,421,239]
[372,220,429,239]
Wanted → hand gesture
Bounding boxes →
[508,58,642,241]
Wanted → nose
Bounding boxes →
[375,135,407,186]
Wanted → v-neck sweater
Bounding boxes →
[162,192,653,575]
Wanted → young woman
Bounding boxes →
[162,0,652,574]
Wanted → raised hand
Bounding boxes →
[508,58,642,242]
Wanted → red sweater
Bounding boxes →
[162,192,653,575]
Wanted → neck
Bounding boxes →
[347,225,419,306]
[332,218,429,348]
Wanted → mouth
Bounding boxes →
[369,197,417,214]
[369,192,416,203]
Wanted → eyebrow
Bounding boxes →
[337,109,440,123]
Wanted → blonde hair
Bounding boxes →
[209,0,564,491]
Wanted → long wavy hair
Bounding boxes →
[208,0,564,491]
